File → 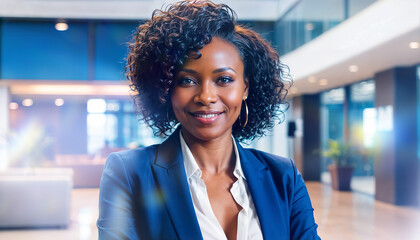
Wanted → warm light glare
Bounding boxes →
[55,98,64,106]
[22,99,33,107]
[319,79,328,86]
[290,87,298,94]
[348,65,359,72]
[9,102,19,110]
[409,41,420,49]
[10,84,130,96]
[55,22,68,31]
[308,76,317,83]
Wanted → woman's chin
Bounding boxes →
[181,126,232,143]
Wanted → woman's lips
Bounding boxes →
[189,111,224,124]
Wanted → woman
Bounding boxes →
[97,1,320,239]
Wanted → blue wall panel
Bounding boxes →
[1,21,89,80]
[94,22,137,81]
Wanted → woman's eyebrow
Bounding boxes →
[213,67,236,74]
[179,67,236,74]
[178,69,197,74]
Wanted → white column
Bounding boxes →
[0,86,10,170]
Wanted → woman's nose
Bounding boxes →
[194,82,217,105]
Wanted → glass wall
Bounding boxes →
[349,80,375,194]
[417,65,420,203]
[275,0,377,55]
[8,95,163,161]
[86,98,161,155]
[349,80,375,175]
[319,80,376,195]
[417,65,420,161]
[320,88,345,175]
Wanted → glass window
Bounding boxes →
[321,88,345,140]
[275,0,377,55]
[1,20,89,80]
[348,79,376,195]
[417,66,420,160]
[275,0,344,55]
[349,80,375,176]
[86,98,162,155]
[238,21,275,46]
[349,0,377,18]
[417,65,420,203]
[320,88,345,175]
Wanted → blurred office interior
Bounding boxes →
[0,0,419,239]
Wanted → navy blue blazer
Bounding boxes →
[97,130,320,240]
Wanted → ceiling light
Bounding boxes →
[307,76,317,83]
[305,22,314,31]
[319,79,328,86]
[409,41,419,49]
[22,99,33,107]
[9,102,19,110]
[348,65,359,72]
[55,22,68,31]
[290,87,298,94]
[55,98,64,106]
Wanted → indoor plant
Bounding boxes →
[322,139,355,191]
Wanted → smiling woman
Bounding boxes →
[172,37,248,143]
[97,1,320,240]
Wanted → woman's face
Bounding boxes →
[171,37,248,142]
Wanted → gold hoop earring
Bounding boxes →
[239,99,248,128]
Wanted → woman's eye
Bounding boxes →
[217,76,234,84]
[177,78,196,85]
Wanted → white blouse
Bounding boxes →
[180,132,263,240]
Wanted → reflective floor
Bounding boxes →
[0,182,419,240]
[307,182,420,240]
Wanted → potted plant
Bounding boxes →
[322,139,355,191]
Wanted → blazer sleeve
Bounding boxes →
[290,160,321,240]
[97,152,140,240]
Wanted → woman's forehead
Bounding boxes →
[181,37,244,72]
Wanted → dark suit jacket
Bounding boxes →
[97,130,320,239]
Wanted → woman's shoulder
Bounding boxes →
[104,144,159,172]
[243,147,297,173]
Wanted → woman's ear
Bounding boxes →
[244,78,249,99]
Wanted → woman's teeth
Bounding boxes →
[194,113,220,118]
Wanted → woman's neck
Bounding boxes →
[181,130,235,175]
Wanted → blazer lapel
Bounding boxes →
[151,129,203,240]
[236,141,289,239]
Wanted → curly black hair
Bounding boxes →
[126,0,291,141]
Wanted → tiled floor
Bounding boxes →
[321,172,376,195]
[306,182,420,240]
[0,182,419,240]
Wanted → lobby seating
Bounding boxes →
[0,168,73,228]
[54,154,106,188]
